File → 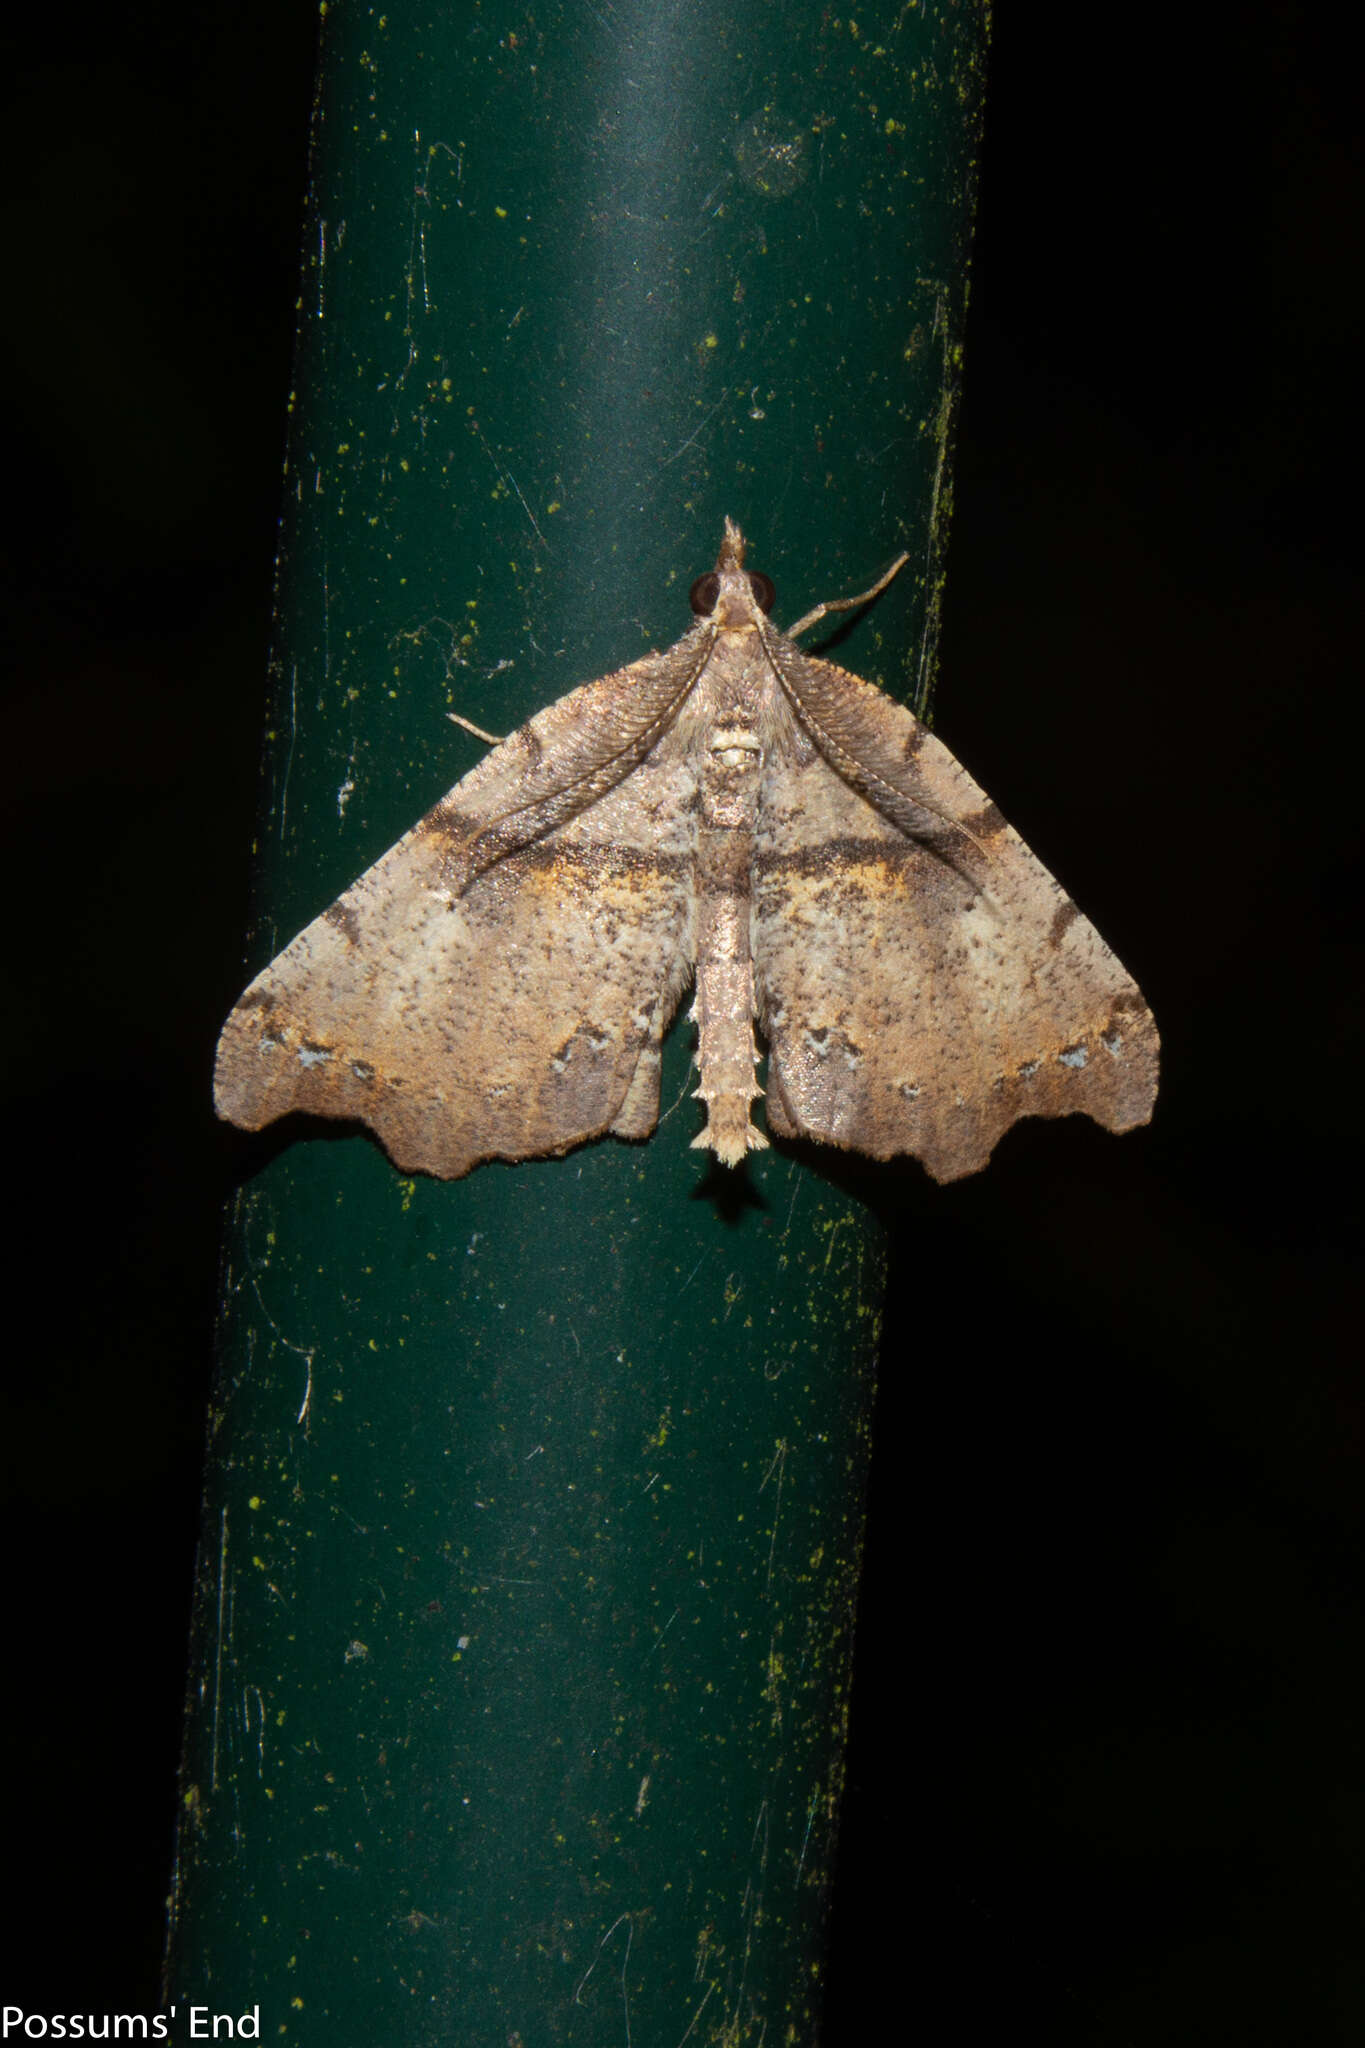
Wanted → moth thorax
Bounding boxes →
[709,724,762,769]
[702,726,762,830]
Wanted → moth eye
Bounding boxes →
[747,571,776,614]
[689,573,720,616]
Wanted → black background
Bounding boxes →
[2,6,1359,2039]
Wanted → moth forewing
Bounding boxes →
[213,747,700,1178]
[215,519,1158,1181]
[428,627,716,890]
[751,669,1158,1181]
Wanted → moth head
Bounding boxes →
[690,518,776,630]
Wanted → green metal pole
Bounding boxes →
[168,3,987,2040]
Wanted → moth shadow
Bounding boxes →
[801,615,874,661]
[766,1132,931,1221]
[689,1154,771,1223]
[214,1110,372,1183]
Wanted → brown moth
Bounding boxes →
[215,521,1158,1181]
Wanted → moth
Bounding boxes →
[215,521,1158,1182]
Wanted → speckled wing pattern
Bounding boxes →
[755,643,1159,1181]
[213,639,708,1178]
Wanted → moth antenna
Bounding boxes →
[784,550,910,641]
[447,710,505,746]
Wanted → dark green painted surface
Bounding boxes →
[168,2,987,2040]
